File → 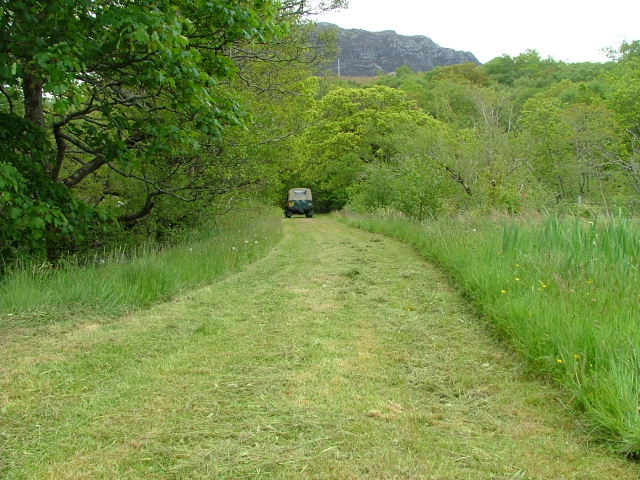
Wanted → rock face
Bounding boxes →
[318,23,479,76]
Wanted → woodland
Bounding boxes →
[1,0,640,264]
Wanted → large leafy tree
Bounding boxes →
[293,85,441,209]
[0,0,344,261]
[512,88,627,211]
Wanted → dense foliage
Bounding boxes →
[299,46,639,219]
[2,3,640,264]
[0,0,343,264]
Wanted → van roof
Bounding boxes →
[288,188,312,200]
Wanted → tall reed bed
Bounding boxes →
[344,210,640,455]
[0,206,282,328]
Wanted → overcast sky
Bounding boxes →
[314,0,640,63]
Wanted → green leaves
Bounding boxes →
[0,0,345,263]
[0,160,62,254]
[606,45,640,135]
[130,24,151,45]
[0,114,100,263]
[294,86,446,210]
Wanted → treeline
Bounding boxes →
[2,2,640,266]
[290,45,640,218]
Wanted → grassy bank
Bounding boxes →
[0,205,282,329]
[342,210,640,455]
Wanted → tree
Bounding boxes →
[294,85,441,209]
[606,41,640,137]
[519,94,624,205]
[0,114,97,263]
[0,0,344,261]
[429,63,489,86]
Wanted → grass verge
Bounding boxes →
[341,209,640,456]
[0,205,282,329]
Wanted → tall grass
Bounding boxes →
[0,205,282,328]
[343,210,640,455]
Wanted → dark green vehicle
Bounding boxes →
[285,188,313,218]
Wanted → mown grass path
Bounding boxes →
[2,217,639,479]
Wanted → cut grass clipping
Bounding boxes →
[0,205,282,329]
[343,210,640,456]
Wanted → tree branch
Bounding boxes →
[118,190,162,223]
[59,132,101,155]
[63,155,107,187]
[53,92,98,128]
[116,180,259,224]
[441,163,473,196]
[51,125,66,181]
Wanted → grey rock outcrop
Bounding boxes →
[318,23,479,76]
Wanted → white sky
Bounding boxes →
[315,0,640,63]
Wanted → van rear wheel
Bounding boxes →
[306,210,313,218]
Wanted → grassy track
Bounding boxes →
[1,217,638,479]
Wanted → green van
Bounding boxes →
[285,188,313,218]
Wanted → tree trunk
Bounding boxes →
[22,67,45,129]
[22,65,53,175]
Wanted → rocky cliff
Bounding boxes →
[318,23,479,77]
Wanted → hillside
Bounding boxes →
[318,23,479,76]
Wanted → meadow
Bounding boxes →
[343,210,640,455]
[4,204,640,459]
[4,217,639,478]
